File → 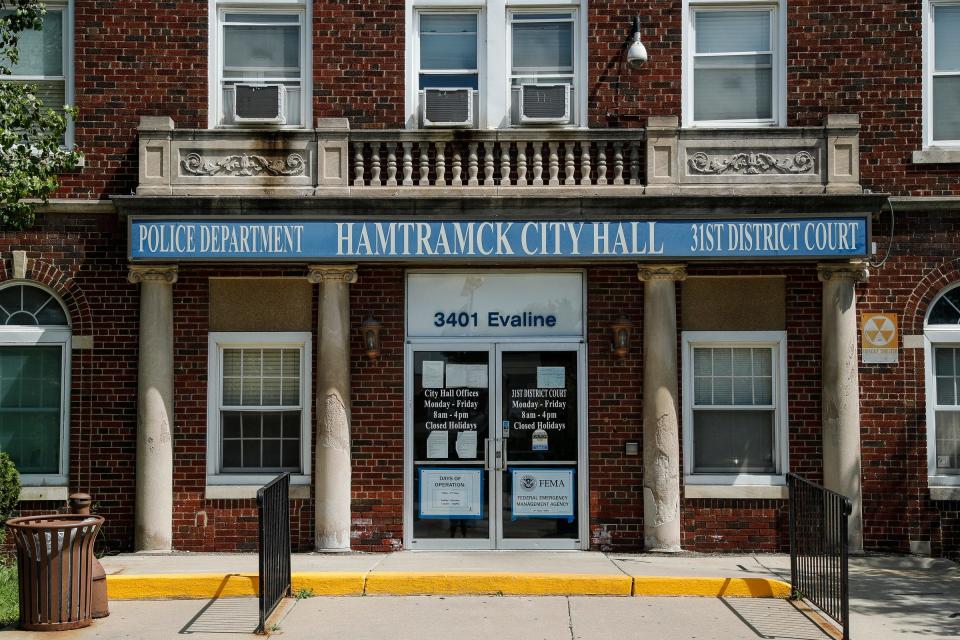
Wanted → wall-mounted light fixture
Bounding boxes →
[361,316,381,361]
[610,315,634,359]
[626,16,648,69]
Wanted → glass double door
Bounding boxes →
[407,343,585,549]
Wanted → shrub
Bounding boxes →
[0,453,20,544]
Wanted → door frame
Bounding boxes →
[403,340,588,550]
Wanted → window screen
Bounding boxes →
[511,13,575,84]
[933,5,960,142]
[934,346,960,472]
[1,7,67,134]
[418,13,479,90]
[220,347,302,472]
[692,10,774,122]
[691,346,776,473]
[0,345,63,474]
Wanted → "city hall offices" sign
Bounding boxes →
[129,216,869,261]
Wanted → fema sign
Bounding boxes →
[129,216,869,261]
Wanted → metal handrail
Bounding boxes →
[256,472,291,634]
[788,473,852,640]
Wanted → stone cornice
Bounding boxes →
[128,265,178,284]
[307,265,358,284]
[817,261,869,283]
[638,264,688,282]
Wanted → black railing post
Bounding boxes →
[257,472,291,634]
[787,473,852,640]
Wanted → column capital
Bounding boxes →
[128,264,178,284]
[307,265,358,284]
[638,264,687,282]
[817,261,869,284]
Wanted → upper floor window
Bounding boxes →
[210,2,310,128]
[0,284,71,486]
[1,1,74,147]
[683,1,784,127]
[925,285,960,483]
[926,2,960,145]
[408,1,584,129]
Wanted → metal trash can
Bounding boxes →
[6,514,104,631]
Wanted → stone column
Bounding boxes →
[638,264,687,552]
[307,265,358,551]
[128,265,178,551]
[818,261,868,553]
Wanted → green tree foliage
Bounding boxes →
[0,452,20,544]
[0,0,81,230]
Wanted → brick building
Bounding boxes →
[0,0,958,557]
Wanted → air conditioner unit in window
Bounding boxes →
[519,83,570,124]
[421,89,474,127]
[232,84,286,124]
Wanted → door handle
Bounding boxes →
[500,440,508,471]
[483,438,491,471]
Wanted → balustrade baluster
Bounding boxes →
[435,144,446,186]
[353,142,365,186]
[500,144,511,186]
[548,142,560,186]
[613,142,625,185]
[468,143,480,186]
[580,143,592,186]
[370,145,381,186]
[483,144,495,186]
[630,142,641,185]
[451,150,463,186]
[419,145,430,186]
[596,145,608,185]
[564,144,576,185]
[402,142,414,186]
[386,145,398,186]
[516,142,528,186]
[532,142,544,186]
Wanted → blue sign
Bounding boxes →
[129,216,869,261]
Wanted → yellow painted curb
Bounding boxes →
[632,577,791,598]
[364,572,633,596]
[106,572,366,600]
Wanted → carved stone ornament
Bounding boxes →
[817,261,869,283]
[687,151,815,175]
[638,264,688,282]
[181,152,306,177]
[128,265,179,284]
[307,265,359,284]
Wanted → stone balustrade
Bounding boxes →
[137,115,861,197]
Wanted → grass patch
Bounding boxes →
[0,561,17,627]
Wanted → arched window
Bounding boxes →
[0,284,71,484]
[925,283,960,486]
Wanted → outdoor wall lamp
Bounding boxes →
[361,316,382,361]
[626,16,648,69]
[610,315,634,359]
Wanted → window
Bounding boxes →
[0,284,71,486]
[683,1,784,127]
[1,1,74,146]
[925,2,960,145]
[210,3,310,128]
[682,331,788,484]
[407,2,584,128]
[207,333,311,483]
[924,284,960,483]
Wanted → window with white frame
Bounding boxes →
[207,333,311,482]
[924,285,960,481]
[0,1,74,146]
[211,2,310,128]
[682,332,788,483]
[0,284,71,485]
[926,1,960,145]
[408,2,584,128]
[683,1,784,127]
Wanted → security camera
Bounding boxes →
[626,17,648,69]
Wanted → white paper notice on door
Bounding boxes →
[426,431,448,459]
[537,366,565,389]
[419,468,483,519]
[422,361,444,388]
[446,364,488,389]
[455,430,478,459]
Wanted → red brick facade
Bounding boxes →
[2,1,960,557]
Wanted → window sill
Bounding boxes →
[19,486,69,502]
[684,484,788,500]
[930,486,960,501]
[205,483,311,500]
[912,148,960,164]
